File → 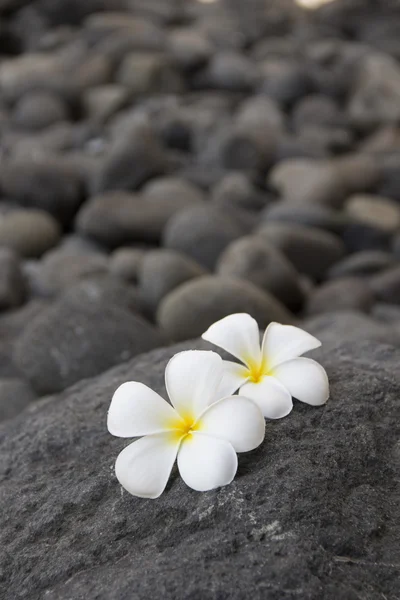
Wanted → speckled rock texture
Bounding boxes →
[0,314,399,600]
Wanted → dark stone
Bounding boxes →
[139,249,207,316]
[83,84,128,122]
[212,172,271,212]
[116,52,183,96]
[305,278,375,317]
[194,51,259,92]
[94,123,168,194]
[257,223,347,280]
[168,27,213,71]
[217,235,305,312]
[258,58,310,106]
[348,52,400,131]
[0,378,36,423]
[0,158,84,225]
[157,275,294,342]
[162,205,248,270]
[1,316,399,600]
[369,265,400,305]
[109,248,147,283]
[291,94,345,132]
[14,291,163,395]
[12,91,69,131]
[0,248,27,310]
[262,202,347,234]
[0,209,61,258]
[327,251,397,280]
[77,178,203,247]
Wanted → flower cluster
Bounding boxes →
[107,314,329,499]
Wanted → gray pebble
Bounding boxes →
[0,248,27,311]
[0,209,61,258]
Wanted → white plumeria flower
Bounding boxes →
[107,350,265,499]
[202,314,329,420]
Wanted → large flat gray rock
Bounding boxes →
[0,314,399,600]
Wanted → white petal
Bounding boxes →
[202,313,261,367]
[199,396,265,452]
[177,433,237,492]
[239,376,293,419]
[165,350,224,419]
[262,322,321,370]
[115,433,180,499]
[216,360,249,398]
[108,382,178,438]
[273,357,329,406]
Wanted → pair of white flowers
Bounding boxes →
[108,314,329,499]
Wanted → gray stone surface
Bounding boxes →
[0,315,399,600]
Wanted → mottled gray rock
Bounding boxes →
[168,27,213,70]
[258,58,310,105]
[157,275,294,341]
[305,278,374,316]
[0,209,61,258]
[327,251,397,280]
[257,223,347,280]
[0,316,399,600]
[139,249,206,316]
[195,51,259,92]
[163,205,248,270]
[217,236,305,312]
[0,378,36,423]
[83,84,128,122]
[14,291,163,394]
[292,94,345,132]
[0,248,27,310]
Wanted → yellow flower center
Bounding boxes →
[167,412,201,443]
[246,357,270,384]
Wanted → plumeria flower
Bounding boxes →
[202,314,329,420]
[107,350,265,499]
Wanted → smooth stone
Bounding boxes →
[139,250,207,316]
[0,158,84,225]
[217,235,305,312]
[12,91,68,131]
[262,202,347,234]
[305,278,375,316]
[94,123,168,193]
[157,275,294,342]
[109,248,147,283]
[268,159,345,208]
[14,292,163,394]
[257,223,347,280]
[194,52,259,92]
[1,316,398,599]
[0,209,61,258]
[162,205,248,270]
[258,58,310,105]
[369,265,400,304]
[168,27,213,71]
[77,178,203,247]
[291,94,345,132]
[116,52,183,96]
[372,303,400,325]
[0,248,27,310]
[345,194,400,233]
[348,52,400,131]
[212,172,271,212]
[28,252,109,297]
[0,378,36,423]
[83,84,128,122]
[327,251,397,280]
